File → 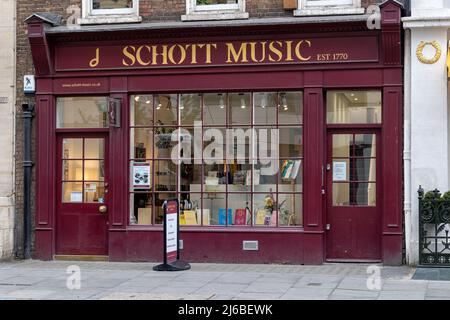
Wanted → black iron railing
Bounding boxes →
[418,186,450,266]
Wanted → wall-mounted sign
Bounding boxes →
[333,161,347,182]
[55,36,379,71]
[0,97,8,104]
[108,97,121,128]
[24,75,35,94]
[132,163,151,189]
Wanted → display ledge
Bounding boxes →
[125,225,305,233]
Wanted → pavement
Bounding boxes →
[0,260,449,300]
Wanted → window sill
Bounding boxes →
[293,7,365,17]
[78,15,142,25]
[181,12,249,22]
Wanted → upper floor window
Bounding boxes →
[182,0,249,21]
[294,0,365,16]
[80,0,141,24]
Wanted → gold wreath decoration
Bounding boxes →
[416,41,442,64]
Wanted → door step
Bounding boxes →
[54,255,109,262]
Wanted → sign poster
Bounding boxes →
[165,200,178,264]
[24,75,36,94]
[132,163,151,189]
[333,161,348,182]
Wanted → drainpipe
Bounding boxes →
[403,28,412,265]
[22,103,34,260]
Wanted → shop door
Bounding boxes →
[326,130,381,261]
[56,134,109,255]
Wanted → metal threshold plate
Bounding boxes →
[54,255,109,262]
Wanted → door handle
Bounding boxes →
[99,205,108,214]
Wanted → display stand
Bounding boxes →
[153,199,191,271]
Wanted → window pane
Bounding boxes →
[131,128,153,159]
[228,194,251,226]
[254,92,276,125]
[180,94,201,125]
[332,134,352,158]
[130,193,152,225]
[229,93,251,125]
[203,193,226,226]
[155,94,177,126]
[253,194,273,226]
[84,182,105,203]
[84,160,104,181]
[63,160,83,181]
[354,134,376,157]
[229,163,251,192]
[154,160,176,192]
[253,163,277,193]
[57,97,108,128]
[63,139,83,159]
[279,127,303,158]
[204,163,226,192]
[85,139,104,159]
[62,182,83,203]
[180,193,201,225]
[327,91,382,124]
[131,95,153,126]
[180,164,202,192]
[155,128,176,158]
[93,0,132,9]
[351,183,376,206]
[278,194,302,226]
[155,193,176,224]
[279,160,302,192]
[204,93,226,126]
[279,92,303,125]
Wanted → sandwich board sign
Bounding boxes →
[153,199,190,271]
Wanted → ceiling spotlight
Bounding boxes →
[134,96,140,102]
[282,95,288,111]
[261,94,267,109]
[241,98,246,109]
[219,95,225,109]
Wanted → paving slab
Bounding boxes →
[378,290,426,300]
[329,289,380,300]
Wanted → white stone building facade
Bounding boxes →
[403,0,450,265]
[0,0,16,260]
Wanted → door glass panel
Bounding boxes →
[327,91,382,124]
[85,139,104,159]
[333,183,350,206]
[84,182,106,203]
[351,183,376,206]
[331,133,377,207]
[354,134,376,157]
[84,160,104,181]
[63,160,83,181]
[332,134,352,158]
[62,182,83,203]
[63,139,83,159]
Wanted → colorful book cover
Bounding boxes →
[290,160,301,179]
[196,209,210,226]
[218,208,232,226]
[234,209,247,225]
[179,213,186,225]
[255,209,267,225]
[183,210,198,225]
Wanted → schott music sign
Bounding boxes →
[55,36,379,71]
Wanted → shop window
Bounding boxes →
[294,0,365,16]
[57,97,109,128]
[182,0,249,21]
[80,0,141,24]
[129,92,303,228]
[326,91,382,124]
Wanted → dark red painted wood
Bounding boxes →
[326,129,382,261]
[34,95,56,260]
[55,134,109,255]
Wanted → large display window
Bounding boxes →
[129,92,303,227]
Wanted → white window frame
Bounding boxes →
[79,0,141,24]
[182,0,249,21]
[294,0,364,16]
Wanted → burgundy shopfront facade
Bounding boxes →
[26,1,404,265]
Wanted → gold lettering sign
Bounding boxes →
[86,40,354,68]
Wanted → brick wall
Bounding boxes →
[15,0,399,258]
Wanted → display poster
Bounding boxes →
[133,163,151,189]
[333,161,347,182]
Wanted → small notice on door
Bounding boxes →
[333,161,347,181]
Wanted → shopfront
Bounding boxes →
[26,1,404,264]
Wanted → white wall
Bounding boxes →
[0,0,15,260]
